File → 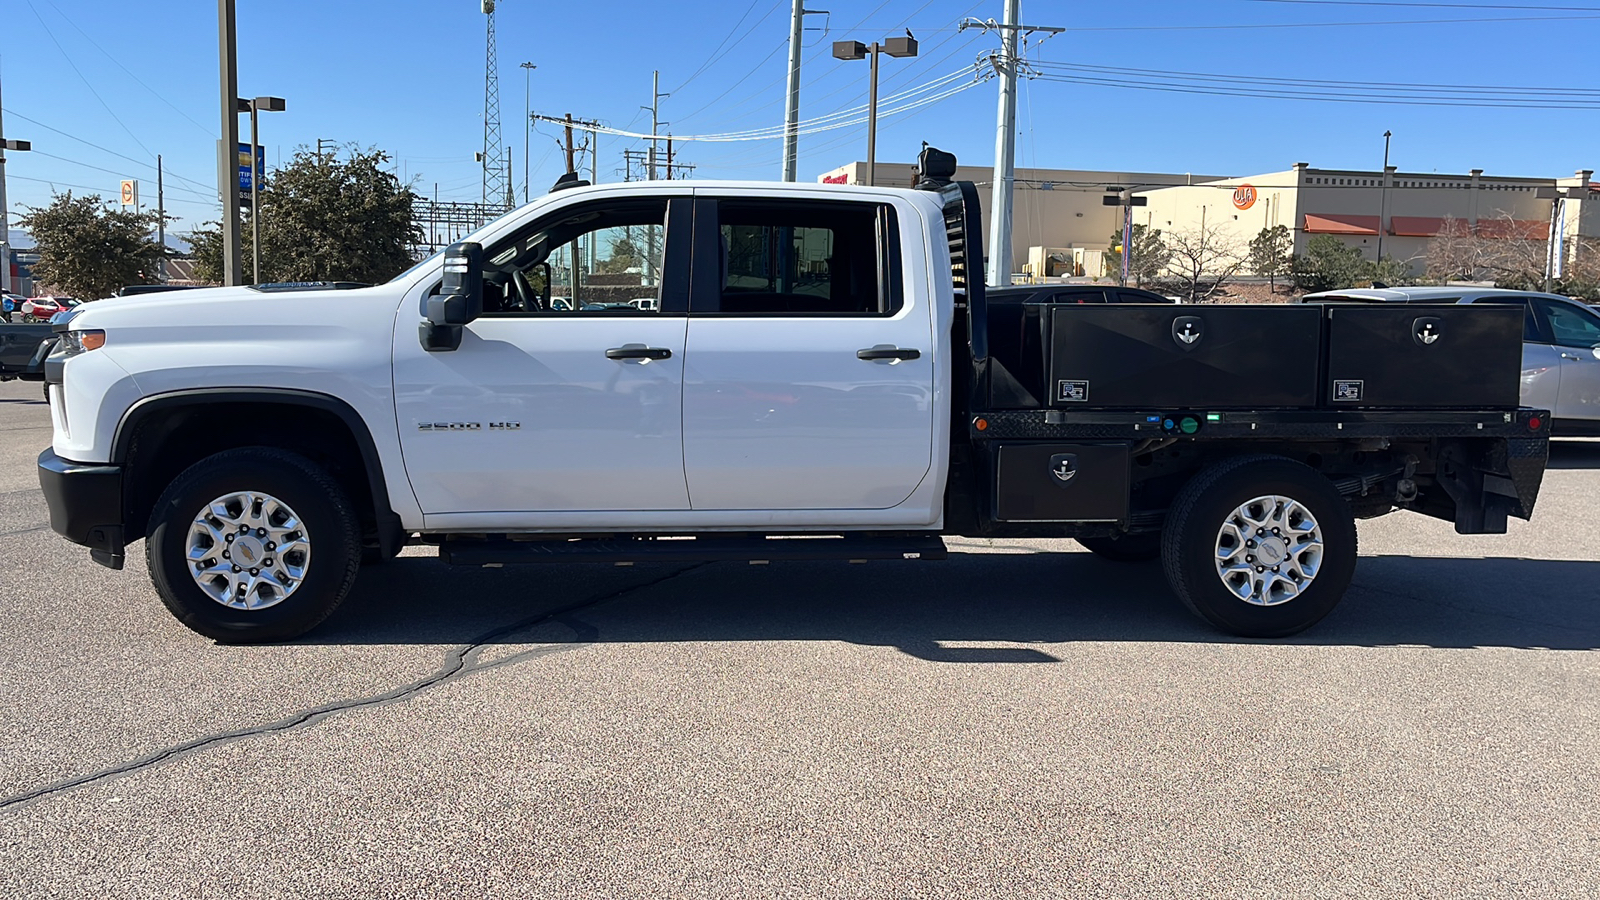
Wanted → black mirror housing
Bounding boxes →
[420,241,483,352]
[436,242,483,323]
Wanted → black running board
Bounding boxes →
[439,534,948,567]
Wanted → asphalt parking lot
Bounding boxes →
[1,376,1596,898]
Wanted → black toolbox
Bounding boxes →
[1322,304,1522,408]
[993,442,1130,522]
[1046,304,1324,409]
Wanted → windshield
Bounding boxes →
[389,249,444,284]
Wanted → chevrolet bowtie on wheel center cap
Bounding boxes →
[187,490,312,610]
[1214,494,1323,606]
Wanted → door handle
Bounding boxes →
[857,346,921,361]
[605,345,672,361]
[1561,353,1581,361]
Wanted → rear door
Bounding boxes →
[680,192,935,511]
[1534,298,1600,421]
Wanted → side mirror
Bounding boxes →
[534,261,552,310]
[420,242,483,352]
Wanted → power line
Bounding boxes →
[39,0,216,138]
[532,72,981,145]
[1239,0,1600,9]
[28,151,216,200]
[1066,12,1600,30]
[3,111,214,194]
[25,1,159,162]
[8,174,216,211]
[671,0,779,94]
[1031,61,1600,96]
[1029,69,1600,108]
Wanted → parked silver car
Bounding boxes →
[1300,286,1600,435]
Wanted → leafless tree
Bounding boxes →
[1162,222,1247,302]
[1425,215,1491,283]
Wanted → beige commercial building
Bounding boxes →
[1138,164,1597,275]
[818,159,1598,281]
[817,161,1226,278]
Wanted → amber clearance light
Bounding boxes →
[79,330,106,351]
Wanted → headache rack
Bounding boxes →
[928,178,989,417]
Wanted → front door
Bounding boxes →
[680,194,936,511]
[394,195,693,517]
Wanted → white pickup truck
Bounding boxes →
[38,149,1550,643]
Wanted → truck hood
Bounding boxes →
[64,284,402,333]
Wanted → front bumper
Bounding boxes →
[37,448,126,569]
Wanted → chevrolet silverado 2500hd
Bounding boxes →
[37,149,1549,642]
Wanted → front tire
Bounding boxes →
[146,448,361,643]
[1161,455,1356,638]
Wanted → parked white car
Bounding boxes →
[1301,286,1600,435]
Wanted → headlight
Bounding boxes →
[59,329,106,354]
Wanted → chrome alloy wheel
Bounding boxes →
[186,491,311,610]
[1214,494,1324,606]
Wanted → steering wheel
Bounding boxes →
[511,269,541,312]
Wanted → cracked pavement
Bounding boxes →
[1,379,1597,898]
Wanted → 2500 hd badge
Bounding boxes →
[417,422,521,432]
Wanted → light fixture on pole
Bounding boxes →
[832,34,918,187]
[519,62,536,205]
[0,111,31,295]
[1376,130,1392,262]
[241,96,286,285]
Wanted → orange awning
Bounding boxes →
[1303,213,1379,235]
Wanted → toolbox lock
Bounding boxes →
[1048,453,1079,486]
[1412,316,1444,347]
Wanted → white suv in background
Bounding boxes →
[1301,286,1600,436]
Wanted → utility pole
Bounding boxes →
[156,155,166,282]
[964,4,1063,286]
[520,61,535,204]
[988,0,1020,287]
[564,113,576,173]
[217,0,242,286]
[782,1,829,182]
[645,71,668,180]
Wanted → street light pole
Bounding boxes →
[1377,129,1392,262]
[866,44,879,189]
[245,96,285,286]
[519,62,535,204]
[832,35,917,187]
[218,0,242,286]
[0,73,32,296]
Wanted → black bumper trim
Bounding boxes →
[37,448,126,570]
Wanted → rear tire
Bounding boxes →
[1076,532,1161,563]
[1161,455,1356,638]
[146,448,361,643]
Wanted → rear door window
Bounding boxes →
[706,199,900,315]
[1470,296,1545,343]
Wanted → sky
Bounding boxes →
[2,0,1598,242]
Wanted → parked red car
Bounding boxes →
[21,297,77,322]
